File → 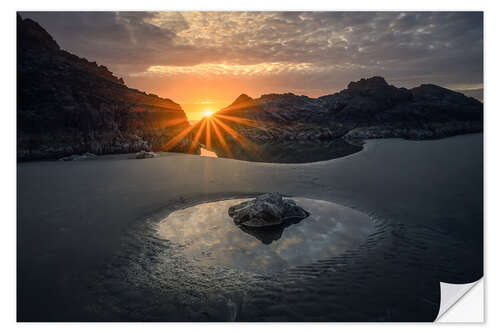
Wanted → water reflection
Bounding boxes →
[239,216,309,245]
[200,147,217,157]
[157,198,374,273]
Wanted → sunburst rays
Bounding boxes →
[214,114,259,127]
[162,125,195,151]
[210,117,233,157]
[212,116,258,151]
[205,118,212,151]
[161,111,259,156]
[189,117,207,153]
[156,117,189,128]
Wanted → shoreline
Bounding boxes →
[16,131,483,165]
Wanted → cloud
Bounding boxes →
[20,11,483,94]
[132,62,368,77]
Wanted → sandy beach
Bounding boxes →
[17,134,483,321]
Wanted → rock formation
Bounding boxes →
[17,14,195,161]
[193,76,482,162]
[59,152,97,161]
[135,151,159,159]
[228,193,309,228]
[17,15,483,163]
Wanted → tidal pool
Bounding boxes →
[156,197,374,273]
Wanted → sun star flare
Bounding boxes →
[202,110,214,118]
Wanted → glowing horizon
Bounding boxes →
[21,11,483,121]
[202,109,215,118]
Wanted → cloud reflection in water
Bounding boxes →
[157,198,374,273]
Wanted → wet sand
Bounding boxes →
[17,134,483,321]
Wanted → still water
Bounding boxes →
[156,198,374,273]
[83,135,482,321]
[18,134,482,321]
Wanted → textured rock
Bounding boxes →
[228,193,309,228]
[17,14,483,163]
[17,14,195,161]
[59,152,97,161]
[135,150,159,159]
[193,76,482,162]
[227,93,253,108]
[347,76,390,90]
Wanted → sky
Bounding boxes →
[22,11,483,121]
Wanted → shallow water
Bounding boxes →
[213,139,362,163]
[157,198,374,273]
[17,134,483,321]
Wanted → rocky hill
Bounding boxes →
[17,15,483,163]
[17,14,194,160]
[194,76,482,162]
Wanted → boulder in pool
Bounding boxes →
[228,193,309,228]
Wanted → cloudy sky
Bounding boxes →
[22,11,483,120]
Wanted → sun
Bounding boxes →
[202,109,214,118]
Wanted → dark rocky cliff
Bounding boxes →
[194,76,482,162]
[17,14,194,160]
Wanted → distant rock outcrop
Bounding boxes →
[194,76,482,162]
[17,14,195,161]
[135,151,159,159]
[347,76,389,90]
[229,94,253,107]
[59,152,97,161]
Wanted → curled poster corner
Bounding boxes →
[435,278,483,322]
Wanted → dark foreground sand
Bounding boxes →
[17,134,483,321]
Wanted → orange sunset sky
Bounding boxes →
[21,11,484,121]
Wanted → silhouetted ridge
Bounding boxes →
[17,14,60,51]
[230,93,253,106]
[17,14,193,160]
[347,76,389,90]
[199,76,482,163]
